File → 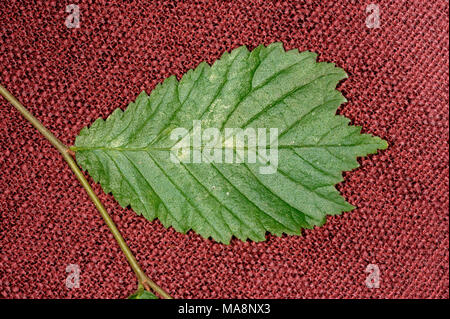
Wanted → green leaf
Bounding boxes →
[128,289,158,299]
[73,43,388,244]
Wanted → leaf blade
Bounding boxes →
[128,289,158,299]
[74,43,387,243]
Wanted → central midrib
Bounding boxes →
[71,142,367,152]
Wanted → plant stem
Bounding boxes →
[0,84,172,299]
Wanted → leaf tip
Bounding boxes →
[380,138,389,150]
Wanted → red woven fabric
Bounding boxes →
[0,0,448,299]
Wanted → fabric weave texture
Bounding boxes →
[0,0,448,298]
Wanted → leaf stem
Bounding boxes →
[0,84,172,299]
